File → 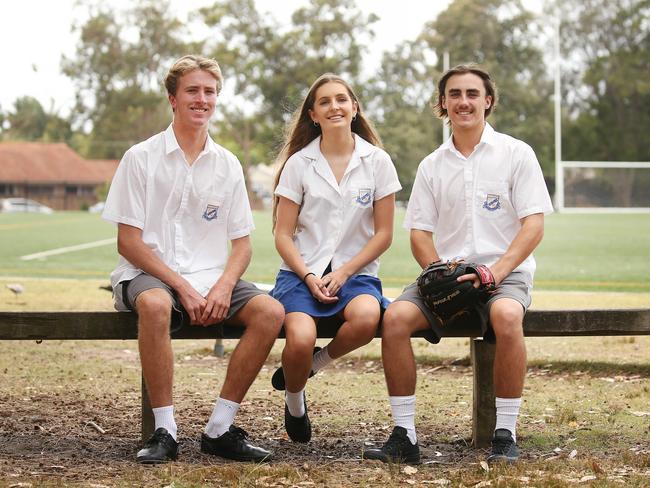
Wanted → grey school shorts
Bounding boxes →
[393,270,532,344]
[114,273,266,332]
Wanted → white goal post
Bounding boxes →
[555,161,650,213]
[553,18,650,213]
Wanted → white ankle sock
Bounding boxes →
[285,389,306,417]
[311,346,332,373]
[495,397,521,442]
[204,397,240,438]
[152,405,177,441]
[389,395,417,445]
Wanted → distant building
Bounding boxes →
[0,142,118,210]
[247,163,275,209]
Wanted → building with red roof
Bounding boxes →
[0,142,118,210]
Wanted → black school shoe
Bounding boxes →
[363,426,421,465]
[284,394,311,443]
[271,347,322,391]
[487,428,520,464]
[201,425,272,462]
[136,428,179,464]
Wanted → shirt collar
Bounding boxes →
[299,133,375,161]
[480,122,497,146]
[164,124,181,155]
[300,136,322,161]
[442,122,497,156]
[163,123,218,156]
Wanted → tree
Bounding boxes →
[62,0,189,158]
[557,0,650,162]
[363,0,554,197]
[366,40,440,199]
[42,113,73,144]
[198,0,378,165]
[419,0,554,174]
[0,106,6,139]
[6,96,47,141]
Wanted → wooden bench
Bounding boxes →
[1,309,649,447]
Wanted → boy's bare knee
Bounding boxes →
[135,289,173,332]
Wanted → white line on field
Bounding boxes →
[20,238,117,261]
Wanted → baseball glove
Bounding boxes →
[416,259,495,326]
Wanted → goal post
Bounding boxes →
[553,17,650,213]
[556,161,650,213]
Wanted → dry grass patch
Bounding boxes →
[1,279,649,485]
[1,337,649,487]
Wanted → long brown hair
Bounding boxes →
[272,73,382,230]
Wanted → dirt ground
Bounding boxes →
[1,335,649,487]
[1,281,649,486]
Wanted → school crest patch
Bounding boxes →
[482,193,501,211]
[356,188,372,206]
[202,204,219,221]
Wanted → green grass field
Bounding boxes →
[1,211,649,291]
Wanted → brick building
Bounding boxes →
[0,142,118,210]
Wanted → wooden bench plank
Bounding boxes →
[1,308,649,340]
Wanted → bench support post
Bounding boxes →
[471,338,496,448]
[141,374,154,442]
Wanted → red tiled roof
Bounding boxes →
[0,142,118,184]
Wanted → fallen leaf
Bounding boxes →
[579,475,597,482]
[403,466,418,475]
[479,460,490,472]
[591,460,605,474]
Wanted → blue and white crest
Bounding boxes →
[482,194,501,211]
[356,188,372,206]
[202,204,219,221]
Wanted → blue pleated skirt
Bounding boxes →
[270,269,391,317]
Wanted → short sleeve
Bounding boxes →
[102,150,147,229]
[372,150,402,201]
[511,143,554,219]
[403,157,438,232]
[274,155,304,205]
[227,163,255,240]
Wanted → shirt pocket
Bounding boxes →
[348,180,376,208]
[475,180,511,221]
[197,190,230,224]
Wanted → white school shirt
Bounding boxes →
[102,124,255,296]
[404,123,553,282]
[275,134,402,278]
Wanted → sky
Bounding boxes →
[1,0,546,119]
[0,0,459,117]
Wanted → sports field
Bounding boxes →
[0,211,649,292]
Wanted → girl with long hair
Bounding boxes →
[270,73,401,443]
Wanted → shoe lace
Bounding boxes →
[491,436,514,455]
[145,429,171,448]
[229,426,249,440]
[383,429,411,453]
